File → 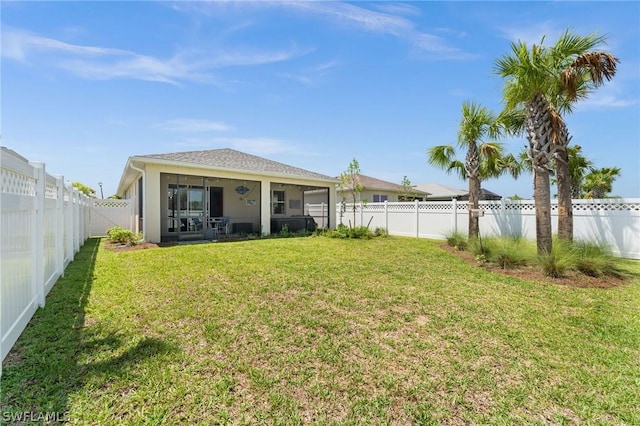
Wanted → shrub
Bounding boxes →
[106,226,142,245]
[444,230,467,251]
[374,227,388,237]
[324,224,374,239]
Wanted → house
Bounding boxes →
[414,183,502,201]
[116,148,339,242]
[305,174,430,204]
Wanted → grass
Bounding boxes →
[2,236,640,424]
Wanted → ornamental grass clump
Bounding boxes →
[572,240,623,278]
[537,238,577,278]
[445,230,468,251]
[491,237,533,269]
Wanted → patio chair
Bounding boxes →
[216,216,230,236]
[191,217,203,232]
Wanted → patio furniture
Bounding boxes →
[207,217,229,237]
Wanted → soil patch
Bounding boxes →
[104,241,174,252]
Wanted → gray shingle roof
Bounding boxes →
[137,148,337,181]
[342,174,429,195]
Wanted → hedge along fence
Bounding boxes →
[306,198,640,259]
[1,147,93,375]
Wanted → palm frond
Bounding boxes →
[562,51,619,99]
[448,160,467,180]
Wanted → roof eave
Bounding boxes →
[130,156,339,184]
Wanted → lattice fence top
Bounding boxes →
[45,182,58,199]
[1,168,36,196]
[92,199,131,208]
[572,200,640,211]
[333,199,640,213]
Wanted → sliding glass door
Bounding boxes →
[164,174,205,240]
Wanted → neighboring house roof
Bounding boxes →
[340,174,430,196]
[414,183,466,199]
[414,183,502,200]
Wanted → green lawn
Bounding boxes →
[2,236,639,424]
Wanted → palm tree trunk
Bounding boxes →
[466,142,480,239]
[534,169,553,254]
[555,139,573,241]
[527,93,554,254]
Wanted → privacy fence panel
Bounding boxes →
[316,198,640,259]
[90,199,133,237]
[1,147,92,374]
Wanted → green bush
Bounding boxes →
[324,224,374,239]
[106,226,142,245]
[444,230,467,251]
[374,227,388,237]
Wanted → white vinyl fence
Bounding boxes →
[90,199,133,236]
[307,198,640,259]
[1,147,134,374]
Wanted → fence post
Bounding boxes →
[321,202,326,229]
[359,201,363,227]
[452,198,458,233]
[73,187,80,254]
[415,199,420,237]
[55,175,65,278]
[64,185,72,263]
[30,162,46,308]
[384,200,389,231]
[500,197,507,235]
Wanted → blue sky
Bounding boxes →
[2,1,639,199]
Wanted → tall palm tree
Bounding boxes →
[428,101,507,239]
[495,31,618,253]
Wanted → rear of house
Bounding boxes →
[117,149,338,243]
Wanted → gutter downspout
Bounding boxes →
[130,162,146,241]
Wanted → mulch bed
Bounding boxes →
[438,243,630,289]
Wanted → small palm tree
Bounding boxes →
[495,30,618,253]
[583,167,621,199]
[566,145,594,198]
[428,101,510,239]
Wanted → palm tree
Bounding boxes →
[565,145,594,198]
[583,167,621,199]
[428,101,509,239]
[495,31,618,253]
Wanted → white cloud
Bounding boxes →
[579,95,638,110]
[280,58,340,85]
[178,1,472,59]
[1,26,307,84]
[373,3,422,18]
[498,21,561,46]
[2,27,128,61]
[156,119,234,133]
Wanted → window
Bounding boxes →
[272,190,285,214]
[373,194,388,202]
